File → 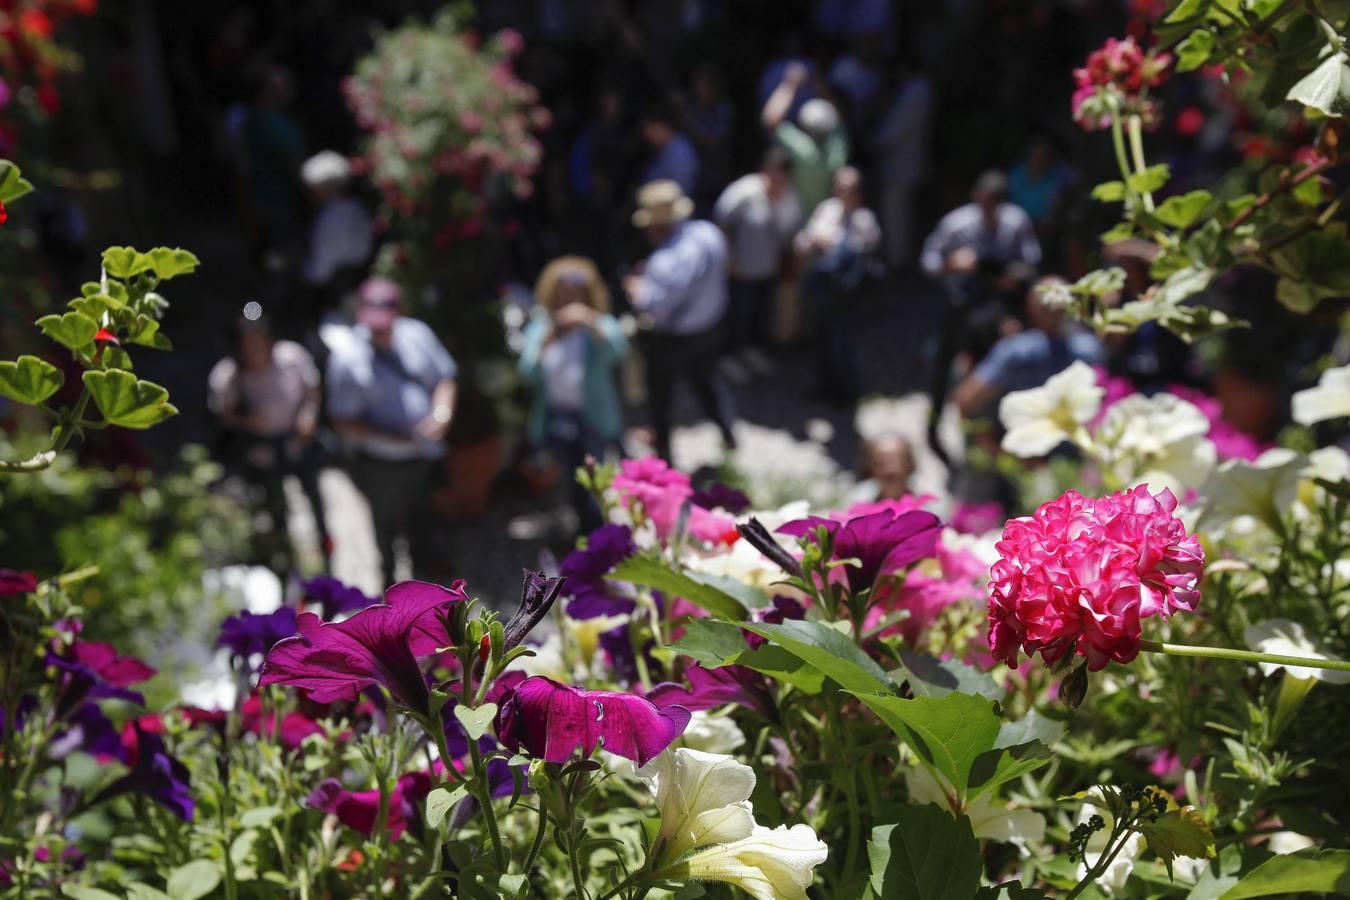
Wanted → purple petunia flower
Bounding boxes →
[690,482,751,515]
[259,580,467,713]
[218,608,298,663]
[50,641,157,717]
[93,724,194,821]
[779,508,941,595]
[494,675,690,766]
[648,664,777,721]
[300,575,379,620]
[50,702,125,761]
[560,525,638,619]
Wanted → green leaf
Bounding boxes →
[868,805,984,900]
[1164,0,1206,22]
[1218,848,1350,898]
[498,873,530,900]
[968,711,1066,800]
[1175,29,1215,72]
[608,555,749,619]
[0,355,63,405]
[1091,181,1125,202]
[740,619,894,695]
[426,785,469,828]
[895,653,1000,700]
[126,885,173,900]
[1139,805,1215,879]
[1101,222,1136,243]
[36,312,98,351]
[62,889,124,900]
[0,160,35,205]
[670,618,751,667]
[1155,190,1213,228]
[1128,164,1171,194]
[849,691,1000,799]
[101,246,152,279]
[166,859,222,900]
[974,885,1050,899]
[454,702,497,741]
[143,247,200,280]
[1154,265,1213,305]
[1292,174,1324,206]
[1287,50,1350,117]
[82,369,178,429]
[128,315,171,350]
[239,805,283,828]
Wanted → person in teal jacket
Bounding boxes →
[518,256,628,528]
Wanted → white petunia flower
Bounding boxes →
[1243,618,1350,684]
[638,747,757,861]
[1075,802,1145,896]
[678,823,828,900]
[1291,364,1350,425]
[1267,831,1317,855]
[678,710,747,755]
[998,361,1104,458]
[1096,393,1217,495]
[1198,448,1307,535]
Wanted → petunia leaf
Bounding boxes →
[166,859,222,900]
[848,691,1001,800]
[740,619,894,696]
[670,619,752,667]
[869,805,983,900]
[608,555,749,619]
[455,702,497,741]
[426,785,469,828]
[0,355,64,405]
[82,369,178,429]
[1217,849,1350,898]
[37,312,98,351]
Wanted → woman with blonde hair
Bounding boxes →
[518,256,628,528]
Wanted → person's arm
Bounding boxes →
[954,374,1001,418]
[592,313,629,364]
[517,316,550,380]
[853,208,882,254]
[919,215,952,277]
[761,62,807,130]
[295,348,321,441]
[1017,212,1043,268]
[414,377,457,441]
[324,353,411,445]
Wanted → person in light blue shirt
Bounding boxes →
[326,278,457,586]
[624,180,737,461]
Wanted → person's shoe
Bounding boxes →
[720,356,751,385]
[741,347,773,376]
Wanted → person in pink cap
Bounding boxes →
[325,278,458,586]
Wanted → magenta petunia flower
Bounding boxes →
[51,641,157,716]
[648,664,777,721]
[259,580,467,713]
[307,768,435,840]
[988,485,1204,671]
[93,724,194,821]
[0,569,37,597]
[780,507,942,595]
[494,675,690,766]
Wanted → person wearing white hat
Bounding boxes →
[623,180,738,461]
[761,62,850,216]
[300,150,373,316]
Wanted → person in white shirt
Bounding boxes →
[713,146,801,371]
[796,166,881,404]
[301,150,373,318]
[623,180,738,461]
[209,312,330,570]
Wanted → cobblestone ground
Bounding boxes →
[281,274,962,609]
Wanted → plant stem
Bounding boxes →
[1110,114,1134,187]
[1126,115,1155,211]
[521,804,548,877]
[468,740,508,870]
[1139,639,1350,672]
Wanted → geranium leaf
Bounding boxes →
[869,805,983,900]
[1155,190,1213,228]
[1139,804,1215,878]
[0,355,64,405]
[143,247,201,280]
[82,369,178,429]
[0,160,34,205]
[36,312,98,351]
[101,246,152,280]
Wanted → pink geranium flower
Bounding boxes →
[259,580,467,713]
[988,485,1203,671]
[494,675,689,766]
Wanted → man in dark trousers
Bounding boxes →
[624,179,738,462]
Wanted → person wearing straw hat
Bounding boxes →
[623,179,738,462]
